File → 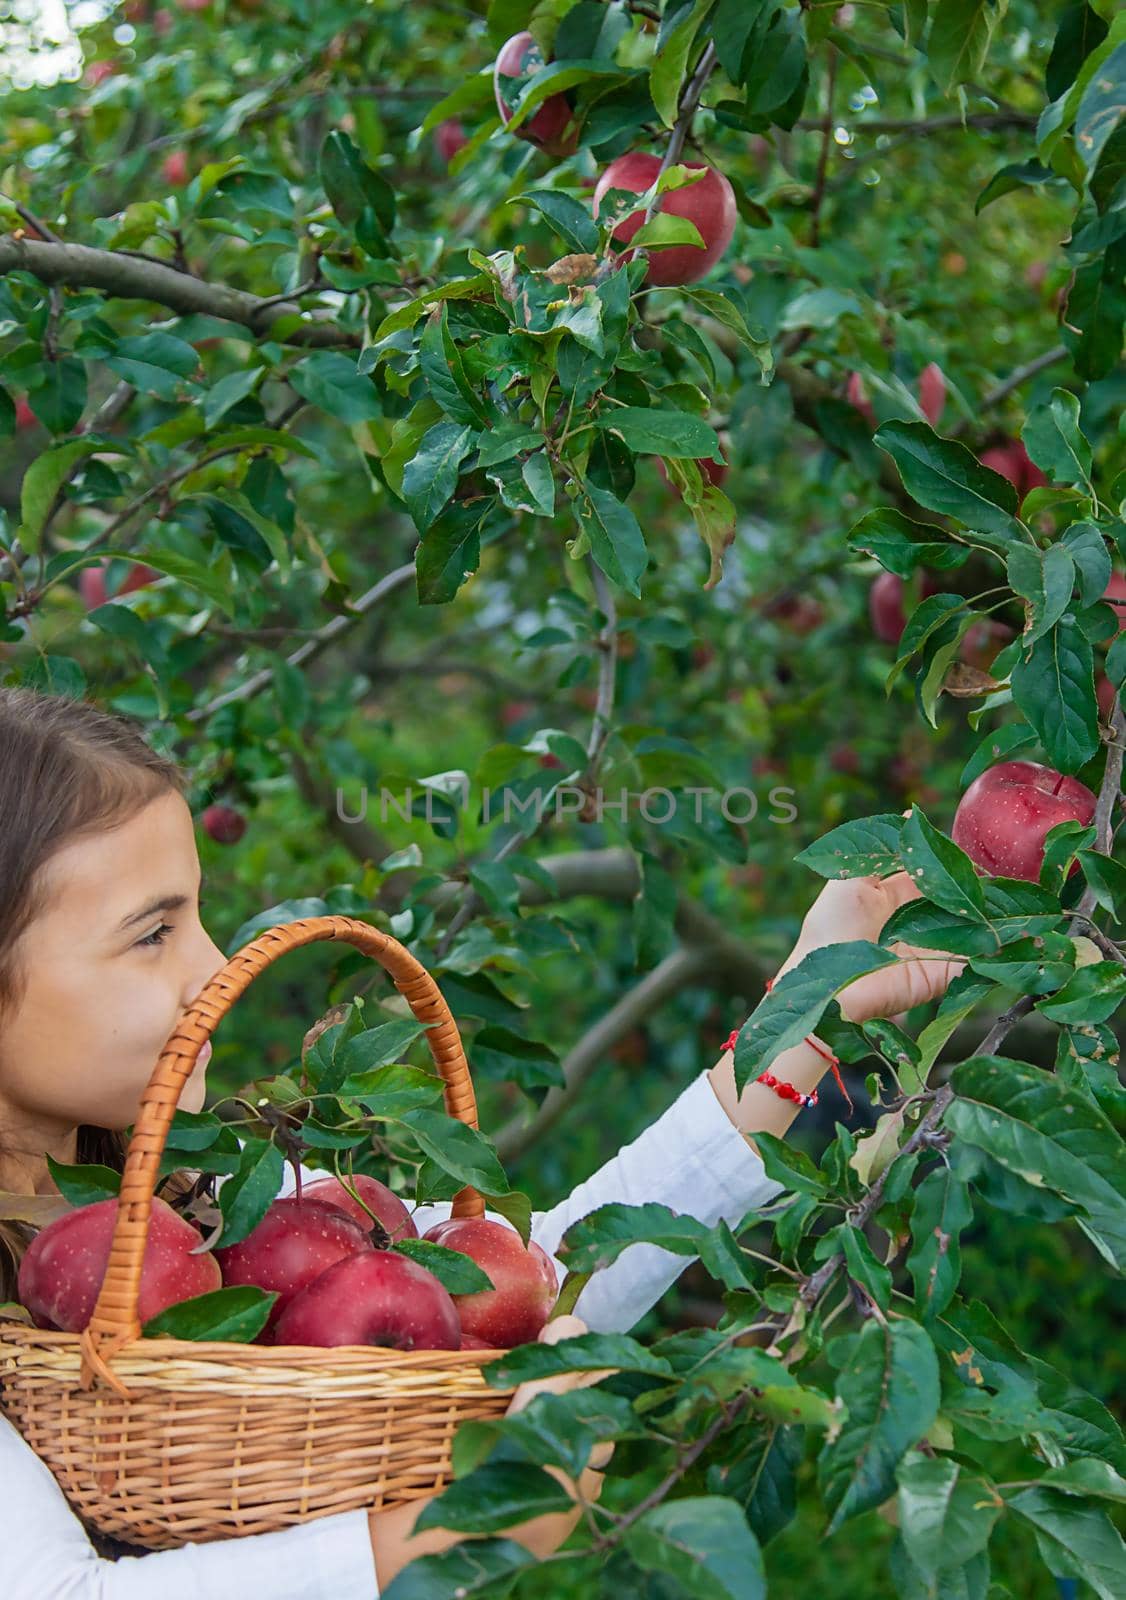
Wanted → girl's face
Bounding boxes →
[0,790,227,1178]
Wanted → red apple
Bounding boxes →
[869,571,937,645]
[84,60,117,86]
[272,1248,461,1350]
[501,699,536,727]
[846,371,875,427]
[154,7,174,32]
[1096,674,1117,720]
[763,593,825,635]
[297,1174,417,1245]
[18,1195,221,1333]
[951,760,1097,882]
[179,0,211,10]
[829,744,860,775]
[421,1217,558,1347]
[201,802,247,844]
[918,362,946,426]
[79,559,159,610]
[161,150,190,187]
[980,440,1048,498]
[593,152,737,287]
[434,120,468,164]
[214,1197,374,1342]
[459,1333,495,1350]
[14,397,36,431]
[493,32,576,157]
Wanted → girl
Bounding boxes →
[0,687,962,1596]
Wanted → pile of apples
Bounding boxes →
[18,1172,558,1353]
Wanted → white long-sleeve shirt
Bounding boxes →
[1,1070,779,1599]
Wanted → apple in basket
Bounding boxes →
[213,1197,375,1343]
[272,1249,462,1350]
[297,1173,418,1244]
[422,1217,559,1346]
[18,1196,221,1332]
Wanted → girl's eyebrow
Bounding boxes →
[118,893,191,931]
[117,876,205,932]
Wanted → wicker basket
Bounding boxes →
[0,915,521,1550]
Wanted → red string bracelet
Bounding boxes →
[722,976,855,1114]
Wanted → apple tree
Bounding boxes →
[0,0,1124,1595]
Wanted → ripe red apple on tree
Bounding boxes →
[161,150,190,187]
[868,570,938,645]
[201,802,247,844]
[84,60,117,86]
[1099,572,1126,639]
[214,1197,374,1342]
[78,559,160,610]
[18,1195,220,1332]
[13,397,37,430]
[980,440,1048,498]
[846,371,875,428]
[422,1216,558,1346]
[272,1248,460,1350]
[593,152,737,287]
[1096,674,1117,721]
[918,362,946,426]
[298,1173,418,1244]
[951,760,1097,882]
[434,120,468,164]
[493,32,576,158]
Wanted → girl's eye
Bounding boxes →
[138,922,175,949]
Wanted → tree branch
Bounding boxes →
[0,237,359,348]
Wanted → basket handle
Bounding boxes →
[78,916,485,1393]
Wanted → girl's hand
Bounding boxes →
[775,869,966,1026]
[370,1314,613,1586]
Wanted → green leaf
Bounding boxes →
[1022,389,1093,488]
[216,1138,285,1248]
[397,1106,510,1196]
[625,1496,766,1599]
[818,1319,941,1533]
[141,1283,277,1343]
[1010,618,1099,772]
[732,941,900,1090]
[900,806,987,920]
[42,1157,120,1207]
[481,1330,673,1386]
[19,440,106,556]
[650,0,712,127]
[927,0,1011,94]
[419,304,492,428]
[288,351,382,421]
[1008,1485,1126,1600]
[1006,543,1077,646]
[794,814,906,878]
[848,507,970,578]
[1036,959,1126,1022]
[416,502,484,604]
[202,367,262,428]
[873,422,1022,540]
[574,479,649,596]
[1038,1459,1126,1502]
[515,189,600,253]
[556,1202,752,1292]
[598,406,722,459]
[320,130,396,234]
[105,333,200,398]
[379,1538,535,1600]
[838,1224,893,1310]
[403,421,476,531]
[947,1056,1126,1270]
[392,1238,495,1294]
[897,1457,1001,1581]
[908,1165,974,1321]
[1074,40,1126,176]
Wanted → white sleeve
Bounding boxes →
[0,1413,379,1599]
[412,1069,782,1336]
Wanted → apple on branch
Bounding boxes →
[493,32,576,158]
[214,1197,375,1342]
[951,760,1097,882]
[201,802,247,844]
[592,153,737,287]
[868,570,938,645]
[422,1216,558,1346]
[18,1195,221,1332]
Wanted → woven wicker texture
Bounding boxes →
[0,916,519,1549]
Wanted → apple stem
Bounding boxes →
[1051,774,1065,796]
[290,1157,302,1204]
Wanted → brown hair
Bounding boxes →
[0,686,198,1304]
